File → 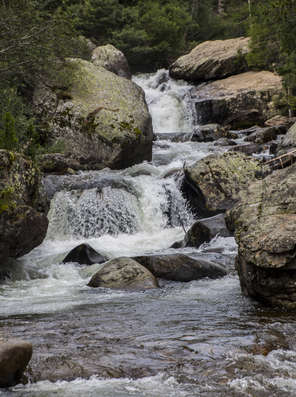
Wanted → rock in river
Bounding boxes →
[182,152,260,217]
[227,162,296,308]
[0,339,32,387]
[134,254,226,282]
[34,58,153,171]
[169,37,250,82]
[87,257,159,290]
[63,243,108,265]
[183,214,231,248]
[191,71,283,128]
[0,150,48,265]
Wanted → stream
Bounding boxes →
[1,70,296,396]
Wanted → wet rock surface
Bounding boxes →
[88,257,159,290]
[183,214,231,248]
[169,37,250,82]
[182,151,260,217]
[227,162,296,308]
[62,243,108,265]
[133,253,227,281]
[0,151,48,264]
[0,339,32,387]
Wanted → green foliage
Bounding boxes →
[247,0,296,115]
[0,186,16,215]
[0,113,19,151]
[0,0,90,158]
[0,0,89,88]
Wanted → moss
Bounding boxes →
[0,185,16,214]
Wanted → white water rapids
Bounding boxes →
[1,70,296,397]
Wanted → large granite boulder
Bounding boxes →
[0,339,32,387]
[227,163,296,308]
[133,253,226,281]
[87,257,159,290]
[34,58,153,170]
[190,71,283,128]
[182,152,260,217]
[0,151,48,265]
[91,44,131,79]
[169,37,250,82]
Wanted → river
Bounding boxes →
[1,70,296,397]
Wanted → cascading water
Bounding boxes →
[1,71,296,397]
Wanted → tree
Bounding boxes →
[247,0,296,114]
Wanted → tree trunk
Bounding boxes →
[191,0,199,18]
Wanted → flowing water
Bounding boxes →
[1,70,296,397]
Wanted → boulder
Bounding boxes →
[183,214,231,248]
[214,138,237,146]
[229,143,263,156]
[191,71,283,128]
[265,115,296,128]
[169,37,250,82]
[0,151,48,264]
[227,163,296,308]
[34,58,153,170]
[38,153,80,174]
[191,124,234,142]
[182,152,260,217]
[133,254,226,282]
[87,257,159,290]
[91,44,132,80]
[0,339,32,387]
[279,122,296,151]
[62,244,108,265]
[244,125,286,144]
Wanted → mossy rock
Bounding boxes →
[0,150,48,264]
[34,58,153,170]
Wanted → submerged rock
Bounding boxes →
[169,37,250,82]
[183,214,231,248]
[63,244,107,265]
[134,253,226,281]
[0,339,32,387]
[0,151,48,264]
[182,152,260,217]
[34,58,153,171]
[191,71,283,128]
[88,257,159,290]
[227,162,296,308]
[91,44,131,79]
